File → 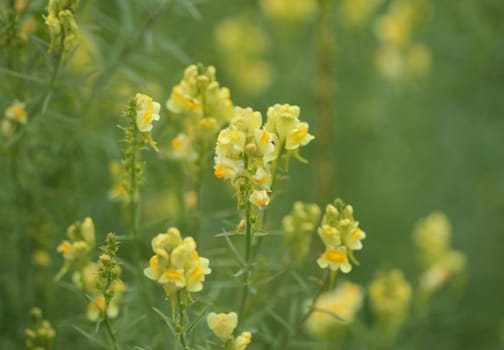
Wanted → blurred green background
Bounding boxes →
[1,0,504,348]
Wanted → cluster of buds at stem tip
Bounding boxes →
[144,227,211,298]
[214,103,314,211]
[44,0,80,58]
[207,312,252,350]
[88,233,126,322]
[316,199,366,274]
[25,307,56,350]
[282,201,321,263]
[167,64,233,175]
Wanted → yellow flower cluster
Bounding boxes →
[259,0,319,23]
[25,308,56,350]
[135,93,161,151]
[56,219,126,322]
[316,199,366,273]
[1,100,27,138]
[341,0,382,27]
[373,0,432,80]
[78,262,125,322]
[144,227,211,297]
[207,312,252,350]
[214,104,314,209]
[305,281,363,338]
[368,269,412,334]
[214,16,272,94]
[167,64,233,170]
[55,217,95,280]
[282,201,321,263]
[413,212,466,293]
[44,0,80,57]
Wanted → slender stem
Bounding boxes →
[103,314,119,350]
[239,176,253,317]
[176,291,188,350]
[280,270,331,350]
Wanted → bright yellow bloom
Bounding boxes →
[317,247,352,273]
[207,312,238,341]
[135,93,161,133]
[346,227,366,251]
[144,227,211,297]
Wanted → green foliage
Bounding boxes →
[0,0,503,349]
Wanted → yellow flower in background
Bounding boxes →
[414,211,452,267]
[341,0,382,27]
[375,46,404,81]
[407,43,432,76]
[232,331,252,350]
[5,100,27,124]
[283,201,321,263]
[260,0,319,23]
[108,161,129,204]
[207,312,238,341]
[419,250,466,292]
[207,311,252,349]
[413,211,467,296]
[305,281,364,338]
[369,269,412,334]
[86,280,126,322]
[214,16,272,95]
[135,93,161,133]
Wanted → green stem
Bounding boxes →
[176,291,188,350]
[239,176,253,317]
[280,270,331,350]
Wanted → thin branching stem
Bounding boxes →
[280,270,332,350]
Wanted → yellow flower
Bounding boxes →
[345,227,366,251]
[317,247,352,273]
[185,255,211,292]
[375,46,404,80]
[368,269,411,333]
[260,0,319,23]
[285,121,314,150]
[318,224,341,248]
[406,43,432,76]
[214,158,245,180]
[144,227,211,297]
[249,189,270,209]
[265,104,301,142]
[86,280,126,322]
[419,250,466,292]
[5,100,28,124]
[230,107,263,137]
[253,128,278,163]
[135,93,161,133]
[232,331,252,350]
[207,312,238,341]
[171,133,198,162]
[305,282,363,338]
